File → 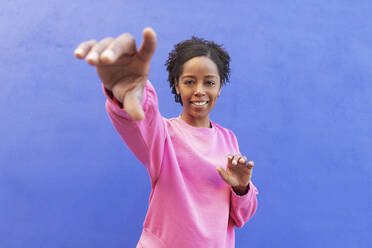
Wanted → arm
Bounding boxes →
[230,181,259,228]
[228,134,259,228]
[216,131,259,227]
[74,28,165,182]
[104,80,167,182]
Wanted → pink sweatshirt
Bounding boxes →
[104,81,258,248]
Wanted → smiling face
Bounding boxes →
[175,56,221,128]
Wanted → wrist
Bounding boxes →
[233,183,250,195]
[104,87,124,108]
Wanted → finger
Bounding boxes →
[101,33,137,64]
[232,154,240,166]
[226,154,233,166]
[216,167,232,185]
[123,89,145,121]
[85,37,114,65]
[74,40,97,59]
[247,160,255,169]
[239,156,247,165]
[137,27,157,62]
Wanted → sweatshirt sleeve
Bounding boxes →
[104,80,167,183]
[228,130,259,228]
[229,181,259,228]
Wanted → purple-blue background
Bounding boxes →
[1,0,371,247]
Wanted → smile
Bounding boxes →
[190,101,208,106]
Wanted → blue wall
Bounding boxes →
[1,0,371,247]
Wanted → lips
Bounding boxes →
[190,100,209,106]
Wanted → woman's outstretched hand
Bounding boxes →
[74,27,157,121]
[217,155,254,195]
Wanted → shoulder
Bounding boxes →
[211,121,241,153]
[211,121,239,143]
[211,121,236,137]
[163,116,179,133]
[164,116,178,126]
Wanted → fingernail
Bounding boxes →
[232,160,237,165]
[74,48,84,56]
[87,52,98,62]
[102,50,115,61]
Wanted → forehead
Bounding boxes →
[180,56,219,77]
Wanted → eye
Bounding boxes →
[206,81,215,86]
[184,80,194,85]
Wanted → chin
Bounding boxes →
[191,109,210,119]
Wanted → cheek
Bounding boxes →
[210,98,218,106]
[210,92,220,103]
[180,89,192,100]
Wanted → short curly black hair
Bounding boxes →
[165,36,231,105]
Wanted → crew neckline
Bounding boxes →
[176,115,216,135]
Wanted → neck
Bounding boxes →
[180,113,211,128]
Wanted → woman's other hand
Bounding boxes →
[74,27,157,120]
[217,154,254,195]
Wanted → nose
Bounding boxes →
[194,82,205,96]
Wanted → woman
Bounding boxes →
[74,27,258,248]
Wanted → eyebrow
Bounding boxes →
[180,75,218,79]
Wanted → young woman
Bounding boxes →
[74,27,258,248]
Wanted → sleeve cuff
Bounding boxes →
[231,181,258,202]
[103,81,149,119]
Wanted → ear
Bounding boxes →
[175,80,180,95]
[217,80,222,97]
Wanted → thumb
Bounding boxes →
[216,167,231,185]
[123,88,145,121]
[137,27,157,62]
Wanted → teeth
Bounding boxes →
[192,101,207,106]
